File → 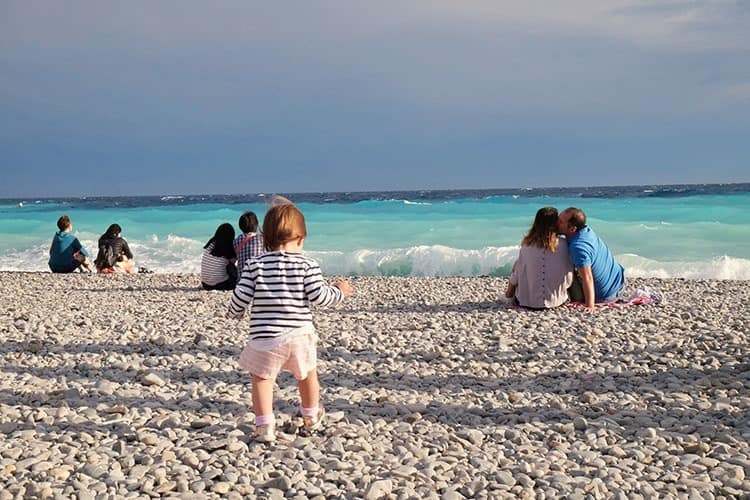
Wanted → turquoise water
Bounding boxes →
[1,189,749,278]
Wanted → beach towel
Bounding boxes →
[566,286,664,309]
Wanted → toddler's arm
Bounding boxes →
[335,280,353,297]
[227,265,256,319]
[304,263,351,306]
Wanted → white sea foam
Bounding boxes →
[380,199,432,206]
[128,235,203,273]
[618,254,750,280]
[2,239,749,279]
[308,245,519,277]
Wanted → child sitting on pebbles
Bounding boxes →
[227,197,353,442]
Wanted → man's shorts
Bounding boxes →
[238,332,318,381]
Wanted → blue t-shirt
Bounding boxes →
[49,231,88,272]
[567,226,624,300]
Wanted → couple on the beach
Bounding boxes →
[48,215,135,274]
[505,207,625,312]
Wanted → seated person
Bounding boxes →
[505,207,574,309]
[233,210,265,273]
[49,215,93,273]
[557,207,625,312]
[201,223,237,290]
[95,223,135,273]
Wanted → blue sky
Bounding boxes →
[1,1,749,197]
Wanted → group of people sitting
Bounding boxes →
[49,206,624,314]
[505,206,625,312]
[200,211,265,290]
[48,215,134,274]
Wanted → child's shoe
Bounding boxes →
[253,423,276,443]
[303,408,325,431]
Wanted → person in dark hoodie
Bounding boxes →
[95,223,135,273]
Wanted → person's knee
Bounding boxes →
[298,370,318,384]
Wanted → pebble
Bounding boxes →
[140,372,166,386]
[365,479,393,499]
[211,482,232,494]
[573,416,587,431]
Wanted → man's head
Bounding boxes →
[57,215,72,231]
[557,207,586,237]
[238,211,259,233]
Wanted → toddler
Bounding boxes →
[227,198,353,442]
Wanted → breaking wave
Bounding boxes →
[2,239,749,279]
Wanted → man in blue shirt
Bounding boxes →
[558,207,624,312]
[49,215,93,273]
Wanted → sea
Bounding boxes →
[1,184,749,279]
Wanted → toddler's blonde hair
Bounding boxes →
[262,196,307,251]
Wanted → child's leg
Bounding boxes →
[298,369,324,429]
[252,375,275,418]
[298,369,319,409]
[251,375,276,442]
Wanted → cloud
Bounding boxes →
[723,82,750,101]
[422,0,750,52]
[0,1,748,137]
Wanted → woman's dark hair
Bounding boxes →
[102,224,122,240]
[204,223,236,258]
[522,207,559,252]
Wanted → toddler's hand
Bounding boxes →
[336,281,354,297]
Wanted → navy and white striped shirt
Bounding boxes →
[228,251,344,339]
[201,244,232,286]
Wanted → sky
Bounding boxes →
[1,0,749,197]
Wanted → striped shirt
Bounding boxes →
[201,244,232,286]
[228,251,344,339]
[233,232,265,274]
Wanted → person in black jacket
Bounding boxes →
[95,224,135,273]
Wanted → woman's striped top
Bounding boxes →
[228,251,344,339]
[201,244,231,286]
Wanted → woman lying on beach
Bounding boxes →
[505,207,574,309]
[95,224,134,274]
[200,223,237,290]
[48,215,94,273]
[227,198,353,443]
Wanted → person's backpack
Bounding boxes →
[95,243,118,269]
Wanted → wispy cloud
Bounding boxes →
[423,0,750,51]
[723,82,750,101]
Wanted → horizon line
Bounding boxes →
[3,181,750,202]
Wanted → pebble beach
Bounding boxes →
[0,272,748,499]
